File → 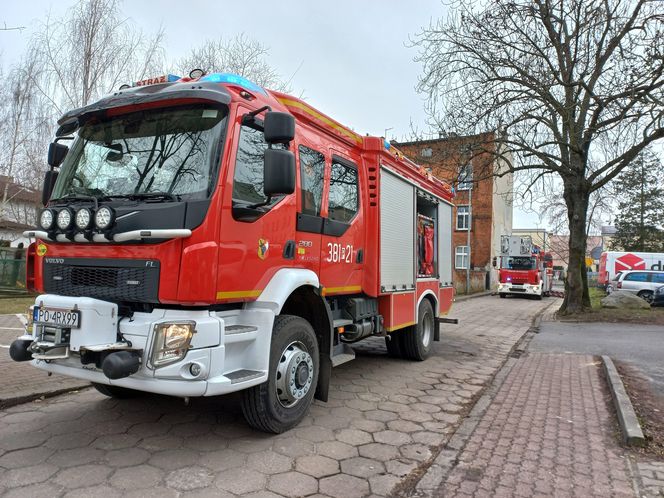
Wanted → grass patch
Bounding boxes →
[589,286,606,309]
[0,296,36,315]
[558,286,664,324]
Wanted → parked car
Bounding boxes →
[605,271,624,294]
[611,270,664,304]
[653,286,664,307]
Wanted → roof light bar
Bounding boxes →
[199,73,267,95]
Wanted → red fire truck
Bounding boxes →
[10,71,455,432]
[497,235,553,299]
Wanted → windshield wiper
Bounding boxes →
[50,193,107,205]
[110,192,180,202]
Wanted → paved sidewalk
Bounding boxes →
[0,314,88,407]
[0,296,551,497]
[426,354,635,497]
[634,461,664,496]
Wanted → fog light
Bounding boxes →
[189,363,201,376]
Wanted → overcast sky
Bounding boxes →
[1,0,542,227]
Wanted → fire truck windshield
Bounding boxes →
[504,256,537,270]
[51,104,228,202]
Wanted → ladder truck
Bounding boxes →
[497,235,553,299]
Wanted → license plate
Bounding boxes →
[33,307,81,329]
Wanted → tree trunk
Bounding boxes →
[560,178,591,314]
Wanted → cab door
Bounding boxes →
[319,155,364,296]
[294,143,326,275]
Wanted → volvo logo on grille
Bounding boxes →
[45,258,65,264]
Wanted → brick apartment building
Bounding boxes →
[394,133,513,294]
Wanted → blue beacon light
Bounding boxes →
[199,73,267,95]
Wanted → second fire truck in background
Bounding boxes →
[497,235,553,299]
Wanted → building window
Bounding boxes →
[421,147,432,158]
[456,205,470,230]
[455,246,469,269]
[458,163,473,190]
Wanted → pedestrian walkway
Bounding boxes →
[0,314,87,407]
[430,353,635,497]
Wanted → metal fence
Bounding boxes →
[0,248,27,292]
[587,271,600,288]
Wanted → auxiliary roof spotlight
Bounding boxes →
[189,68,206,79]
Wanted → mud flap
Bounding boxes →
[315,356,331,402]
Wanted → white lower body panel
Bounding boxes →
[26,294,275,397]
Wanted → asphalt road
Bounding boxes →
[530,321,664,397]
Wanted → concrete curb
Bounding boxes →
[601,355,645,446]
[0,384,91,410]
[453,290,494,303]
[412,299,559,496]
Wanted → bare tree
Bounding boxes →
[177,34,288,91]
[31,0,164,113]
[412,0,664,313]
[0,50,50,223]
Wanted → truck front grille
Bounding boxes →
[71,267,119,288]
[43,258,160,303]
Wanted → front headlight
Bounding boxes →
[150,321,196,368]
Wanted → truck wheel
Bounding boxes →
[241,315,319,433]
[92,383,140,399]
[499,293,506,299]
[638,291,654,304]
[385,332,403,358]
[401,299,434,361]
[536,293,543,300]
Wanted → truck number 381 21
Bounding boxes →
[326,243,354,263]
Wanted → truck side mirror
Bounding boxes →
[264,112,295,143]
[42,170,59,206]
[264,148,295,196]
[48,142,69,167]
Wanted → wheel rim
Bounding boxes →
[275,341,314,408]
[642,292,654,303]
[421,310,433,348]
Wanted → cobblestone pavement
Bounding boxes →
[0,295,549,497]
[431,353,636,498]
[0,314,88,406]
[633,461,664,497]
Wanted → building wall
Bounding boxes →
[491,151,513,287]
[395,132,513,294]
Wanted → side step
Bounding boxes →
[226,325,258,335]
[434,317,459,341]
[331,343,355,367]
[226,369,263,384]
